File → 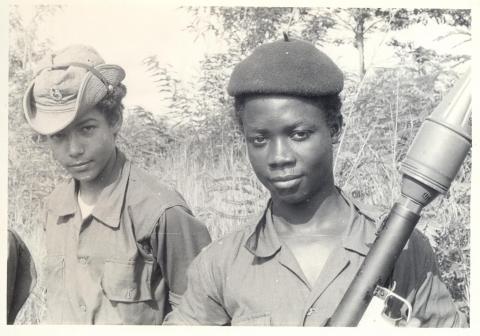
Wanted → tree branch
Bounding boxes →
[332,11,355,31]
[364,18,385,34]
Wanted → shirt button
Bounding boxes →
[306,307,317,316]
[126,288,135,299]
[80,305,87,312]
[79,257,87,265]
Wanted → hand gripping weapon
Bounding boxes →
[328,70,472,326]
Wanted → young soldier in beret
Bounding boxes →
[22,45,211,324]
[164,36,466,327]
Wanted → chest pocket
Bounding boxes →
[101,260,153,302]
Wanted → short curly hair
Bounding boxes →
[233,94,343,133]
[95,83,127,125]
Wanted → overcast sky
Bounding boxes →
[17,4,211,113]
[14,1,472,115]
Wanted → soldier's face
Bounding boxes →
[47,107,121,185]
[241,95,337,206]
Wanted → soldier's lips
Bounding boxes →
[68,161,92,170]
[270,175,302,189]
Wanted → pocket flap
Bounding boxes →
[232,313,271,326]
[101,260,153,302]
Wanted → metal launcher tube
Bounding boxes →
[328,71,471,326]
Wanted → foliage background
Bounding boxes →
[8,5,471,324]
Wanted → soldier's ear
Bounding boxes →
[330,115,343,144]
[111,111,123,136]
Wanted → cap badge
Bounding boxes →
[49,87,63,101]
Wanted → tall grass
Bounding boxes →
[10,121,470,325]
[8,68,470,324]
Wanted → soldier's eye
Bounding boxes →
[291,130,311,141]
[251,135,266,146]
[80,125,96,135]
[50,132,65,141]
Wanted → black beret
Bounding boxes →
[227,36,344,97]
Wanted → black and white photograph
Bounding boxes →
[2,0,475,331]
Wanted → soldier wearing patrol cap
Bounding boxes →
[165,34,466,327]
[22,45,211,324]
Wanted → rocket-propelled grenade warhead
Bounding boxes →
[400,71,471,210]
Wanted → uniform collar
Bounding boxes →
[48,149,130,229]
[90,151,130,228]
[245,200,282,258]
[48,179,77,217]
[340,190,378,256]
[245,189,378,258]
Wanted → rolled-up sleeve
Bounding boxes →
[164,246,231,325]
[156,205,212,307]
[411,267,467,327]
[393,230,468,327]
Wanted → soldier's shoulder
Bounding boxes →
[128,164,188,208]
[45,179,73,208]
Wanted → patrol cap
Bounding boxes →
[23,45,126,135]
[227,34,343,97]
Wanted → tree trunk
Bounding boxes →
[357,34,365,79]
[353,10,366,80]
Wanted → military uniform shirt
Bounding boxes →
[165,192,466,327]
[43,150,211,324]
